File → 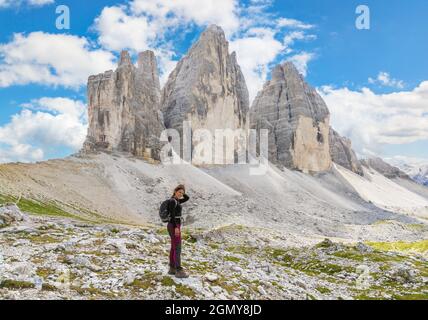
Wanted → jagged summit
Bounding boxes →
[82,49,165,159]
[118,50,132,66]
[250,61,331,173]
[83,25,364,174]
[161,24,249,161]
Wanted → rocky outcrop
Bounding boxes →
[161,25,249,161]
[250,62,331,173]
[329,128,363,175]
[361,157,409,179]
[83,50,165,160]
[0,204,25,228]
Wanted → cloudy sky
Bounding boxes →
[0,0,427,163]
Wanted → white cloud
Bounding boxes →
[230,28,285,102]
[229,15,317,101]
[130,0,240,35]
[27,0,54,6]
[368,71,405,89]
[319,82,428,157]
[286,51,315,77]
[277,18,315,30]
[0,32,116,88]
[0,97,88,163]
[94,0,317,99]
[283,31,316,47]
[0,0,54,8]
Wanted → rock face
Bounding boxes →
[83,50,165,160]
[250,62,331,173]
[0,204,25,228]
[361,158,409,179]
[329,128,363,175]
[161,25,249,161]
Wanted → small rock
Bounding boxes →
[205,273,218,282]
[230,265,243,273]
[210,286,223,294]
[295,280,307,289]
[13,262,34,277]
[356,265,370,274]
[355,242,373,253]
[257,285,267,295]
[123,272,136,286]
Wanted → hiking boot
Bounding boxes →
[175,268,189,278]
[168,266,176,275]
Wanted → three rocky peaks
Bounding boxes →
[83,25,361,174]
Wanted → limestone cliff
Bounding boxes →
[250,62,331,173]
[161,25,249,162]
[329,128,363,175]
[83,50,165,159]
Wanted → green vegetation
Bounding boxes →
[182,233,198,243]
[316,286,332,294]
[42,283,57,291]
[175,283,196,298]
[36,268,56,278]
[393,292,428,300]
[224,255,241,263]
[71,285,105,296]
[161,276,175,287]
[226,245,258,255]
[0,193,119,224]
[25,234,60,244]
[0,280,35,290]
[367,240,428,254]
[127,271,161,291]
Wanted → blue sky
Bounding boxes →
[0,0,427,163]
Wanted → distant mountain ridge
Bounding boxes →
[385,157,428,186]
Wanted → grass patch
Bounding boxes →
[393,292,428,300]
[127,271,161,291]
[224,255,241,263]
[42,283,57,291]
[36,268,56,278]
[175,284,196,298]
[1,193,117,224]
[274,254,353,276]
[0,279,35,290]
[332,250,366,262]
[161,276,176,287]
[226,245,258,255]
[182,233,197,243]
[367,240,428,254]
[315,286,332,294]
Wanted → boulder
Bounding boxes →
[0,204,25,228]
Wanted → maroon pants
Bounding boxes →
[167,222,181,269]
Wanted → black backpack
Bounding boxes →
[159,198,177,223]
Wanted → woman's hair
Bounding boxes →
[172,184,185,197]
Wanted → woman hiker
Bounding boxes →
[167,184,190,278]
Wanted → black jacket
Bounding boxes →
[168,194,189,226]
